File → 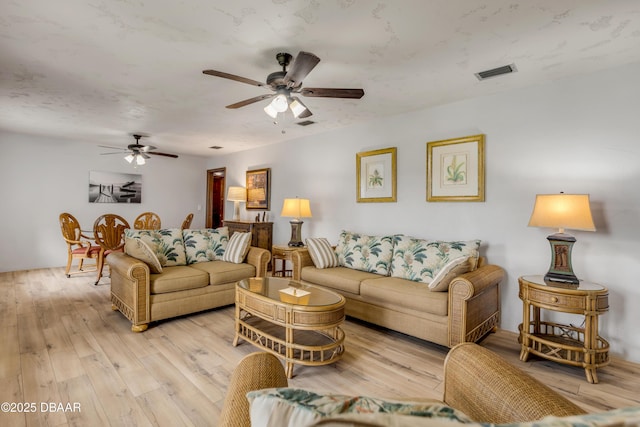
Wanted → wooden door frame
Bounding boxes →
[206,167,226,228]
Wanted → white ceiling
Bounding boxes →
[2,1,640,157]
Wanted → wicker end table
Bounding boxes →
[518,275,610,383]
[234,276,346,378]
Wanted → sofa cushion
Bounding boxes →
[125,228,187,267]
[189,260,256,286]
[360,277,449,316]
[301,266,382,295]
[247,388,472,427]
[149,266,209,294]
[183,227,229,264]
[222,232,251,263]
[389,236,480,285]
[306,238,339,268]
[334,230,395,275]
[124,237,163,273]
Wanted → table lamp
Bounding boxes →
[528,193,596,284]
[227,186,246,221]
[281,198,312,247]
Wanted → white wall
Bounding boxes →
[208,62,640,362]
[0,132,207,272]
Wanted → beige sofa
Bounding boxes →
[108,227,271,332]
[292,232,505,348]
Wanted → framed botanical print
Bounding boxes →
[246,168,271,210]
[356,147,397,203]
[426,134,485,202]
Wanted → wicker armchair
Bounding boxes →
[219,343,585,427]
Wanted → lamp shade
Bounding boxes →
[280,198,312,219]
[227,186,247,202]
[528,194,595,232]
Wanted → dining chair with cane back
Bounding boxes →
[181,213,194,230]
[59,213,101,278]
[93,213,130,285]
[134,211,161,230]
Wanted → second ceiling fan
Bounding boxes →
[202,51,364,119]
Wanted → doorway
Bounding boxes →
[206,167,226,228]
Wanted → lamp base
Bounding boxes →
[288,220,305,247]
[233,201,240,220]
[544,232,579,284]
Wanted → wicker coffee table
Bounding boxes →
[234,277,346,378]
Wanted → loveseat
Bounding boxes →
[219,343,640,427]
[108,227,271,332]
[292,231,505,348]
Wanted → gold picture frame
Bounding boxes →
[356,147,397,203]
[426,134,485,202]
[246,168,271,210]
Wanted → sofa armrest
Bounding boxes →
[246,246,271,278]
[107,252,151,332]
[447,264,504,347]
[443,343,585,423]
[291,248,314,281]
[219,352,289,427]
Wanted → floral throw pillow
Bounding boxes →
[124,228,187,267]
[334,230,395,275]
[390,236,480,285]
[182,227,229,264]
[247,388,473,427]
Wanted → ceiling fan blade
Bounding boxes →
[301,88,364,99]
[226,94,275,109]
[203,70,266,87]
[100,152,126,155]
[99,145,127,151]
[148,152,179,158]
[284,51,320,88]
[138,145,157,152]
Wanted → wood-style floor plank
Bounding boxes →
[0,267,638,426]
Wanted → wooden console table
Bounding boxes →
[518,275,610,383]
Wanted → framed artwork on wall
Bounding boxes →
[356,147,397,203]
[246,168,271,210]
[426,134,485,202]
[88,170,142,203]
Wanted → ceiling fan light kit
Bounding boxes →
[203,50,364,122]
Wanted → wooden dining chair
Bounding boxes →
[59,213,101,278]
[93,213,130,285]
[134,212,161,230]
[181,213,194,230]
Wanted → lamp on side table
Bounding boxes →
[280,197,312,247]
[527,192,596,284]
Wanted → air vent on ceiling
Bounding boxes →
[209,145,223,149]
[297,120,315,126]
[474,63,517,81]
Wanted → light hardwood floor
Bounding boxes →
[1,267,639,426]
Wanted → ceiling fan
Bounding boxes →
[100,134,178,165]
[202,51,364,119]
